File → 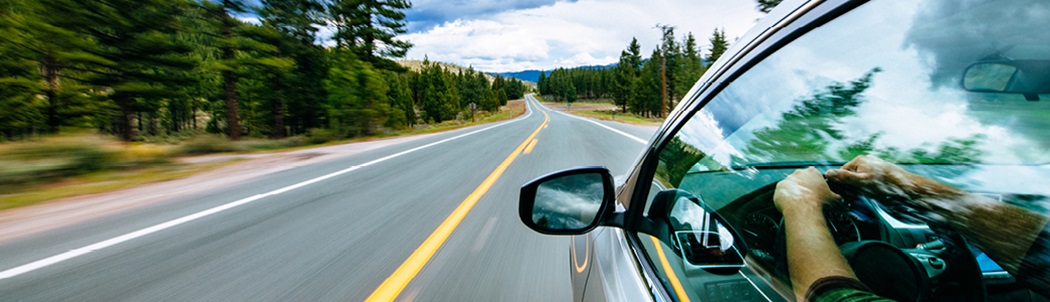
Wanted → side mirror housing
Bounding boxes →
[519,167,615,235]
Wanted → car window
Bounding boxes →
[634,0,1050,300]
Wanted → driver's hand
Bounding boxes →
[825,155,952,200]
[774,167,841,215]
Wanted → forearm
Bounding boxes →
[783,207,857,300]
[891,169,1049,273]
[922,194,1047,274]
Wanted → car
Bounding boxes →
[517,0,1050,301]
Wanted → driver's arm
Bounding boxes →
[775,167,892,301]
[827,155,1050,294]
[827,157,1050,276]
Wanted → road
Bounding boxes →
[0,94,656,301]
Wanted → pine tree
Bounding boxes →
[636,49,664,117]
[498,89,508,106]
[72,0,196,141]
[0,5,46,139]
[325,50,389,136]
[0,0,107,134]
[757,0,782,13]
[259,0,328,137]
[537,71,549,95]
[708,28,729,64]
[417,60,458,123]
[328,0,413,72]
[675,32,705,101]
[612,38,642,113]
[383,70,414,127]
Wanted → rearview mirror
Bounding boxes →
[963,60,1050,100]
[519,167,615,235]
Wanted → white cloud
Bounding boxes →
[401,0,763,72]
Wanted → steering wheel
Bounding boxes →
[772,194,986,302]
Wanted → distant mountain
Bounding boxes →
[492,63,618,83]
[495,70,546,83]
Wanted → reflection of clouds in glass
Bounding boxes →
[905,0,1050,87]
[972,166,1050,196]
[676,111,743,169]
[534,180,602,229]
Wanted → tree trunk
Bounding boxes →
[224,68,240,140]
[118,99,136,141]
[272,53,286,139]
[221,2,240,141]
[42,54,61,133]
[273,95,286,138]
[170,102,180,133]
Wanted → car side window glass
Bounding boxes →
[633,0,1050,300]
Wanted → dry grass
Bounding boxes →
[0,100,527,210]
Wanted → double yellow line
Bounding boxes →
[365,104,550,301]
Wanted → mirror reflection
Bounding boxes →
[963,60,1050,99]
[532,173,604,231]
[963,62,1018,92]
[669,196,744,267]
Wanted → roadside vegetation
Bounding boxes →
[0,0,535,209]
[0,100,526,210]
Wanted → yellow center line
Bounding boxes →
[523,139,539,154]
[649,236,691,302]
[365,106,551,302]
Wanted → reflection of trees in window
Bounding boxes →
[742,68,881,163]
[739,68,985,165]
[657,137,708,187]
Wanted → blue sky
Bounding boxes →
[399,0,764,72]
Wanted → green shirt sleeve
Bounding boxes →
[812,287,896,302]
[806,276,894,302]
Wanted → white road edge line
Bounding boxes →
[0,98,538,281]
[534,101,648,144]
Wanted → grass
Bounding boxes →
[570,110,665,126]
[533,95,664,126]
[0,160,236,211]
[0,101,528,211]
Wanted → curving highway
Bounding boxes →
[0,94,655,301]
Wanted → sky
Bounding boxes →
[398,0,766,73]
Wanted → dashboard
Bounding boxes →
[673,164,1050,301]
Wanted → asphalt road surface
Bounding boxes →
[0,94,656,301]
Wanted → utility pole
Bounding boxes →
[656,24,674,119]
[661,51,668,119]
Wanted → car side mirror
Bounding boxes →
[963,60,1050,101]
[519,167,615,235]
[646,189,747,275]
